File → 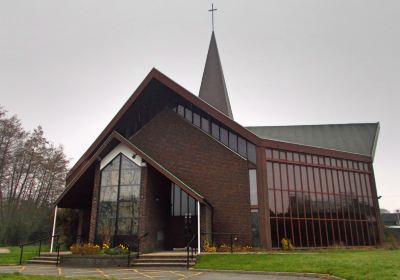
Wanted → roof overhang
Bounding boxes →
[57,131,210,208]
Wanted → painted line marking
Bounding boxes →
[97,268,110,278]
[133,269,154,279]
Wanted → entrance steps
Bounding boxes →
[132,251,197,268]
[27,252,71,265]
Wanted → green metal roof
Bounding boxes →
[246,123,379,159]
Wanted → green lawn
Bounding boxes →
[0,273,99,280]
[0,246,49,265]
[195,249,400,280]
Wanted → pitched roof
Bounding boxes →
[246,123,380,158]
[199,32,233,119]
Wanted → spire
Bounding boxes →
[199,32,233,119]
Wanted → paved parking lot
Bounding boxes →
[0,265,315,279]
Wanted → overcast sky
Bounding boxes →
[1,0,399,211]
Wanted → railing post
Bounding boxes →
[38,240,42,256]
[230,234,233,254]
[19,245,23,265]
[127,245,131,267]
[56,244,60,266]
[186,244,189,269]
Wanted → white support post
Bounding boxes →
[50,206,58,253]
[197,201,201,254]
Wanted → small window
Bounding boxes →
[220,127,228,145]
[229,131,238,151]
[193,113,201,127]
[247,142,256,164]
[177,105,185,117]
[185,108,192,122]
[201,117,210,133]
[249,169,258,205]
[238,137,247,157]
[211,122,220,139]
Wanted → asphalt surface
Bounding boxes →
[0,265,316,279]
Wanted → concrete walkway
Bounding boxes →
[0,265,316,279]
[0,248,10,254]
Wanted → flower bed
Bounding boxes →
[60,243,134,267]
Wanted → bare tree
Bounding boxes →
[0,106,69,245]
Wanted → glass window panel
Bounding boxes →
[265,149,272,158]
[101,170,119,186]
[119,185,140,201]
[247,142,257,163]
[338,171,345,194]
[120,169,140,185]
[185,108,192,122]
[211,122,219,139]
[275,190,283,216]
[266,162,274,189]
[228,131,238,151]
[201,117,209,133]
[272,150,279,159]
[238,137,247,157]
[100,186,118,202]
[299,154,306,163]
[188,196,196,216]
[332,170,339,194]
[320,169,327,193]
[280,151,286,160]
[193,113,201,127]
[177,105,184,117]
[97,202,117,240]
[301,166,307,190]
[280,164,288,190]
[293,153,299,162]
[307,167,315,192]
[287,152,293,161]
[294,165,301,191]
[273,163,281,189]
[220,127,228,145]
[181,191,188,215]
[282,191,289,217]
[249,169,258,205]
[173,185,181,216]
[268,190,276,216]
[270,218,279,248]
[288,164,295,190]
[326,169,333,193]
[313,168,321,193]
[325,157,331,166]
[289,191,298,218]
[251,209,260,247]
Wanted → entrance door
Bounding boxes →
[165,184,198,249]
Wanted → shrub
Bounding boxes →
[203,240,217,252]
[281,238,294,251]
[104,244,129,255]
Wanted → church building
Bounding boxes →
[55,31,382,251]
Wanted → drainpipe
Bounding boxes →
[50,206,58,253]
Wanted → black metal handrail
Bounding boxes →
[186,234,197,269]
[127,232,148,266]
[19,234,60,265]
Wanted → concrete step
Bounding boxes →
[30,256,58,261]
[27,260,58,265]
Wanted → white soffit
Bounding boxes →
[100,143,144,170]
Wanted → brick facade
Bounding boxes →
[131,109,252,246]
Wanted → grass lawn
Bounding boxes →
[195,249,400,280]
[0,246,49,265]
[0,273,99,280]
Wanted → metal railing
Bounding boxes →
[186,234,197,269]
[19,234,60,265]
[127,232,148,266]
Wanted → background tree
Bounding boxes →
[0,106,69,245]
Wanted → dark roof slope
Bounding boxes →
[246,123,379,158]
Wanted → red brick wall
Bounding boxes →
[131,109,252,245]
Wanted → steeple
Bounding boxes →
[199,32,233,119]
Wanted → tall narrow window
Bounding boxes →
[249,169,258,205]
[96,154,141,244]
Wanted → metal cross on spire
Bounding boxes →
[208,3,217,31]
